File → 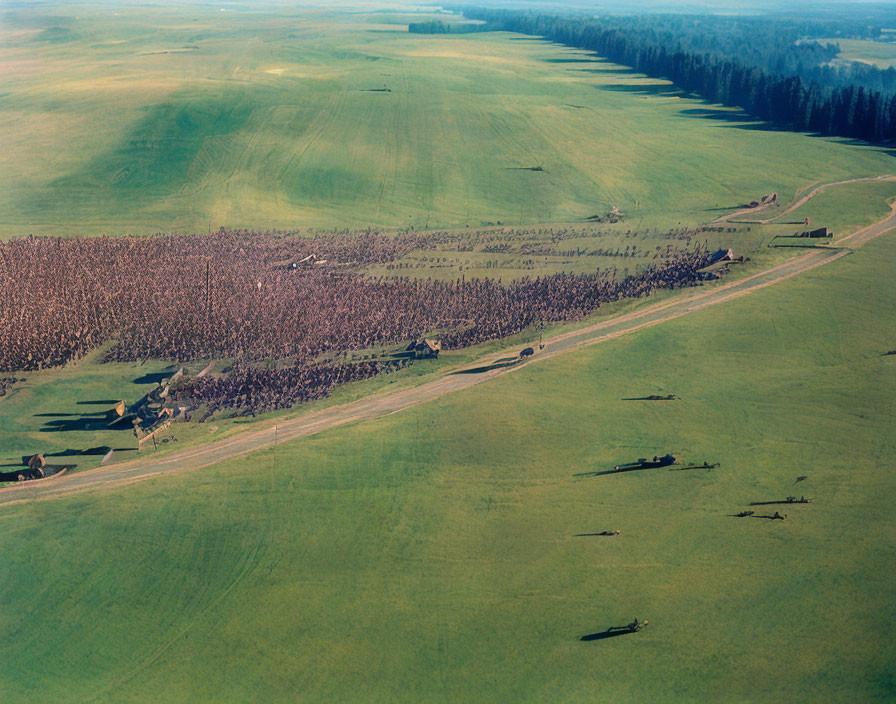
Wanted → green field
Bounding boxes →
[3,4,896,701]
[821,37,896,68]
[1,4,894,236]
[2,205,894,703]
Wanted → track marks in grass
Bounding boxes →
[88,522,268,702]
[277,88,348,197]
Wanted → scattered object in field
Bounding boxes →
[135,407,175,447]
[697,248,738,280]
[407,338,441,359]
[576,455,681,477]
[771,512,786,520]
[362,85,391,92]
[623,394,678,401]
[580,618,648,641]
[735,511,755,517]
[575,529,621,536]
[105,400,132,428]
[585,205,625,223]
[760,193,778,205]
[882,349,896,357]
[519,347,535,359]
[627,618,648,632]
[805,217,810,226]
[21,454,46,472]
[671,461,719,471]
[506,165,544,172]
[27,453,43,468]
[613,454,677,472]
[708,248,734,265]
[100,449,115,466]
[297,253,327,267]
[749,497,811,506]
[794,227,831,238]
[794,475,808,484]
[1,454,74,482]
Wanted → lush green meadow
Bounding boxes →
[2,216,894,703]
[3,4,896,701]
[1,4,894,236]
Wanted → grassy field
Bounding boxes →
[760,179,896,235]
[1,214,893,703]
[1,4,894,236]
[822,37,896,68]
[2,4,895,700]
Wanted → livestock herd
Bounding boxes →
[1,230,711,416]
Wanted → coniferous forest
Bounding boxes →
[460,7,896,143]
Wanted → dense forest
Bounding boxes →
[458,8,896,142]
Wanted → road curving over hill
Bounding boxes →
[3,197,896,507]
[712,174,896,224]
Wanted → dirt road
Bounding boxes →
[712,175,896,224]
[3,199,896,507]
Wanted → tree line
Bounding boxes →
[459,8,896,143]
[408,19,486,35]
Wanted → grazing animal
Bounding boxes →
[794,475,808,484]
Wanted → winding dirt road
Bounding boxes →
[3,190,896,507]
[712,175,896,224]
